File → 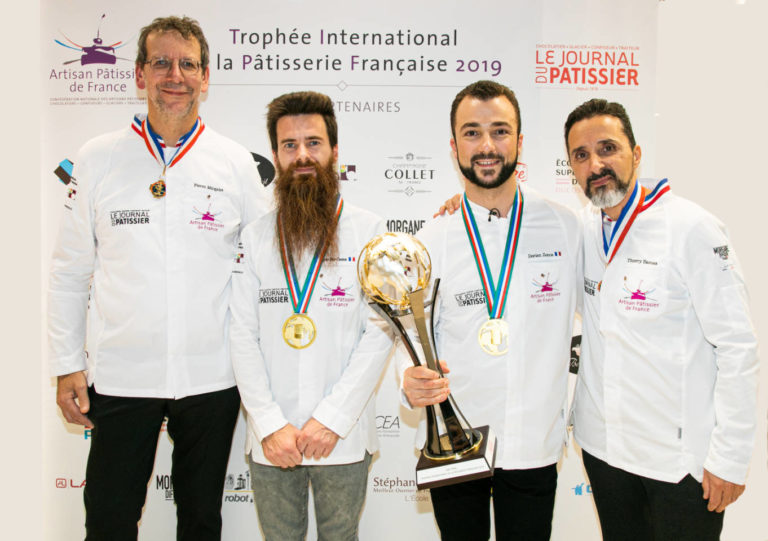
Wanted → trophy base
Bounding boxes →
[415,425,497,490]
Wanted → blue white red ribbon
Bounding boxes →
[602,178,670,265]
[132,114,205,169]
[460,188,523,319]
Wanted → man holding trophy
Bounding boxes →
[229,91,392,540]
[400,80,582,540]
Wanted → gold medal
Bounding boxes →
[282,313,316,349]
[478,318,509,356]
[150,179,166,199]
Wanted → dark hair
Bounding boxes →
[136,16,209,71]
[266,91,338,151]
[564,98,636,150]
[450,80,521,140]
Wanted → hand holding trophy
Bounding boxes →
[358,232,496,489]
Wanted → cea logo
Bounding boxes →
[572,482,592,496]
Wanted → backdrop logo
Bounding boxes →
[55,14,130,66]
[49,14,136,104]
[340,164,357,181]
[386,218,425,235]
[376,414,401,438]
[156,474,174,501]
[251,152,275,187]
[223,469,254,503]
[56,477,86,489]
[384,151,435,197]
[553,157,578,193]
[572,482,592,496]
[535,44,640,90]
[570,334,581,374]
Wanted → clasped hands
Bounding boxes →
[262,418,340,468]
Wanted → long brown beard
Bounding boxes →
[275,158,340,263]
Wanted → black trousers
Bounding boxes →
[430,464,558,541]
[83,385,241,541]
[582,451,724,541]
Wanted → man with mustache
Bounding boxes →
[401,80,582,540]
[48,16,270,540]
[566,98,758,540]
[230,91,393,540]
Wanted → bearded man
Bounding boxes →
[566,98,759,540]
[229,91,393,540]
[402,80,582,540]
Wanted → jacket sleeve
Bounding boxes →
[681,215,759,484]
[311,219,395,438]
[230,224,289,442]
[47,144,99,377]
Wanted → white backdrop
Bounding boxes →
[3,0,762,540]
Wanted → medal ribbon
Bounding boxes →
[131,114,205,169]
[602,178,670,265]
[460,188,524,319]
[279,195,344,314]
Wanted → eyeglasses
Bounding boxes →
[145,57,202,75]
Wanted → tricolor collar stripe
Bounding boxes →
[640,179,670,211]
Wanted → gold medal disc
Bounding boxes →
[282,314,316,349]
[478,318,509,356]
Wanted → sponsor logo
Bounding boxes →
[251,152,275,187]
[384,152,435,197]
[190,204,224,231]
[233,241,245,274]
[223,469,254,504]
[454,289,486,308]
[376,414,401,438]
[553,157,578,193]
[535,44,641,90]
[516,162,529,183]
[339,164,357,181]
[371,475,430,502]
[49,14,138,105]
[618,278,660,312]
[570,334,581,374]
[56,478,86,489]
[713,245,729,260]
[156,474,175,501]
[54,14,130,67]
[584,277,599,297]
[318,279,355,307]
[259,288,290,304]
[572,482,592,496]
[530,272,561,303]
[386,218,425,235]
[55,158,79,209]
[110,209,150,226]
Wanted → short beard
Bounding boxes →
[585,167,631,209]
[459,152,517,190]
[275,158,340,263]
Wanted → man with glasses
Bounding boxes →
[48,16,270,540]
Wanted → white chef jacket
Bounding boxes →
[230,204,393,466]
[48,115,271,398]
[397,184,582,469]
[574,178,759,484]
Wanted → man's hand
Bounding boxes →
[56,371,92,428]
[403,361,450,407]
[702,469,745,512]
[262,424,303,468]
[433,194,462,218]
[297,418,339,460]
